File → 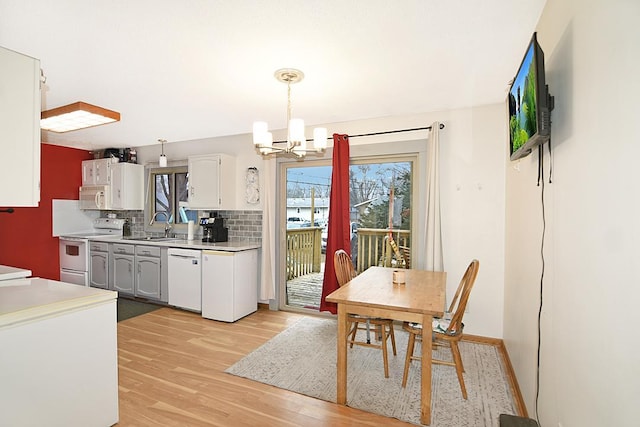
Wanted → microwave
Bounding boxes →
[79,185,112,210]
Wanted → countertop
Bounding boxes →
[90,236,261,252]
[0,278,117,328]
[0,265,32,281]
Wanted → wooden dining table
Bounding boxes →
[326,266,446,425]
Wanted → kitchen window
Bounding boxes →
[146,165,198,232]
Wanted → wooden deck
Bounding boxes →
[286,271,324,310]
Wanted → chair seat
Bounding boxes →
[405,316,457,335]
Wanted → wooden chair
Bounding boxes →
[401,259,480,398]
[334,249,397,378]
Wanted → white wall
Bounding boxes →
[504,0,640,426]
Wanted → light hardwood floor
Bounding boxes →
[117,306,413,426]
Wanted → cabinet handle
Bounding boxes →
[190,185,195,197]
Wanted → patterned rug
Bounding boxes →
[226,316,517,426]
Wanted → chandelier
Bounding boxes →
[253,68,327,158]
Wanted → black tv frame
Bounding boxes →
[508,32,554,161]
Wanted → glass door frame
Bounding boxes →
[276,149,420,314]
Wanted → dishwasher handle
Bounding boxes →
[169,254,198,259]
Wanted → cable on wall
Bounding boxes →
[534,143,549,426]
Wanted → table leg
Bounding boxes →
[336,304,347,405]
[421,313,433,425]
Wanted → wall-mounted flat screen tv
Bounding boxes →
[508,32,554,161]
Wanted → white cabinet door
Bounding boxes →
[111,163,143,210]
[82,158,116,186]
[187,154,236,210]
[0,47,40,207]
[81,160,95,186]
[93,159,112,185]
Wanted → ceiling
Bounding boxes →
[0,0,546,151]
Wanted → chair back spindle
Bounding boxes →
[334,249,356,287]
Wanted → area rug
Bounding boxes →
[226,316,517,426]
[117,298,162,322]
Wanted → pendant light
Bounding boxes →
[158,139,167,167]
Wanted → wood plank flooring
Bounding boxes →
[117,307,412,426]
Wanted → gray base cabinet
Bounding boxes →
[111,243,135,295]
[89,242,109,289]
[135,246,161,300]
[109,243,165,301]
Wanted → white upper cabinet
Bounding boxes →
[0,46,41,207]
[187,154,236,210]
[82,158,117,186]
[110,163,144,210]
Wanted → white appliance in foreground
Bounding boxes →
[202,249,258,322]
[167,248,202,312]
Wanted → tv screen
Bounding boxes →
[508,33,553,161]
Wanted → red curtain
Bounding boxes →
[320,134,350,314]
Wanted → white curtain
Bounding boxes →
[259,157,276,300]
[423,121,444,271]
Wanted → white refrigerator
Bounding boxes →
[202,249,258,322]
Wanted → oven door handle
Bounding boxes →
[60,237,88,243]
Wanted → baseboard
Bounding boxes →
[462,334,528,418]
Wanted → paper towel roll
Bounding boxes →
[187,220,195,240]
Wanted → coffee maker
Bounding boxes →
[200,215,228,243]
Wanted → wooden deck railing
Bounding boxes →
[286,227,322,280]
[286,227,411,280]
[355,228,410,273]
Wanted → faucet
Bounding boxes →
[149,211,172,237]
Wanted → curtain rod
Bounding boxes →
[347,123,445,139]
[273,123,445,144]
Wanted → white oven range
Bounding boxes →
[59,218,124,286]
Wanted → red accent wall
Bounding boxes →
[0,143,92,279]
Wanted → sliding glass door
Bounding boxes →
[280,155,415,313]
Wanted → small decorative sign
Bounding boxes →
[246,167,260,204]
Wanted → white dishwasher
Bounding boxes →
[167,248,202,312]
[202,249,258,322]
